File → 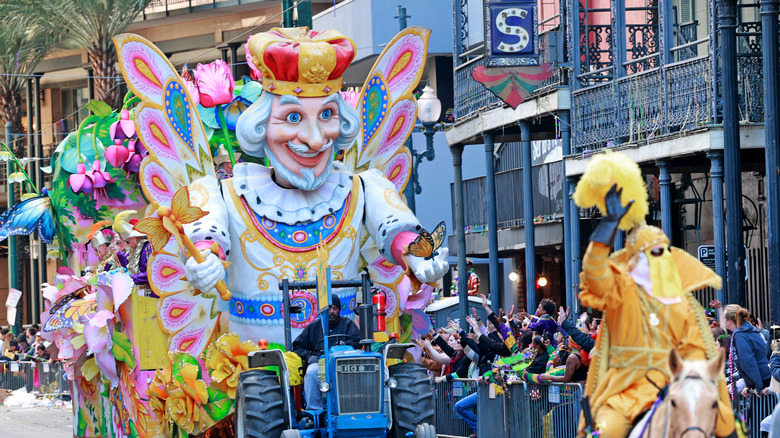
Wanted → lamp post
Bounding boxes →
[403,84,442,213]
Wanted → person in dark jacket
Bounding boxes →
[760,338,780,435]
[292,294,360,410]
[724,305,771,394]
[527,336,550,374]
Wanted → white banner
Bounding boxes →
[5,288,21,308]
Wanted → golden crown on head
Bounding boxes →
[625,224,669,256]
[247,27,357,97]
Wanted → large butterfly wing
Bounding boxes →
[114,33,214,209]
[114,33,219,357]
[43,298,97,332]
[0,196,56,243]
[350,26,432,188]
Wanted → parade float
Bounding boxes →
[1,25,450,438]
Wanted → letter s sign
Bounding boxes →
[494,8,531,53]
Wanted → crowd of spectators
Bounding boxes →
[708,300,780,435]
[0,325,50,363]
[416,295,780,438]
[416,295,597,437]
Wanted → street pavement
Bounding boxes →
[0,405,74,438]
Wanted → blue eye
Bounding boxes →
[321,109,332,120]
[286,112,301,123]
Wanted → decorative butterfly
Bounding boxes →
[42,297,97,332]
[48,286,91,315]
[0,188,57,244]
[407,221,446,260]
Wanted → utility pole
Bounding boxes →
[718,0,746,306]
[760,0,780,324]
[282,0,294,27]
[395,5,410,31]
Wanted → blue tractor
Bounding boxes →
[234,272,436,438]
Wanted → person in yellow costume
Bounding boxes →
[573,152,735,437]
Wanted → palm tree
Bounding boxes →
[0,1,70,152]
[61,0,151,108]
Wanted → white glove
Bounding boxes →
[184,249,225,292]
[404,246,449,283]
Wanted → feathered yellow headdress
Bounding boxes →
[113,210,144,240]
[572,151,649,231]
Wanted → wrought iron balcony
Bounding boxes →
[573,54,713,153]
[450,163,564,232]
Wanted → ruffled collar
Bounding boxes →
[232,161,353,225]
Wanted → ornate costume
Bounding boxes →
[573,152,734,437]
[187,162,420,342]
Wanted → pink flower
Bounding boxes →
[68,162,94,194]
[105,144,131,168]
[109,109,136,141]
[88,160,114,190]
[245,35,262,82]
[194,60,235,108]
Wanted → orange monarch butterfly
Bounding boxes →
[42,296,97,332]
[407,221,446,260]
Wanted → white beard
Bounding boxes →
[263,143,334,191]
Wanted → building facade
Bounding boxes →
[447,0,777,323]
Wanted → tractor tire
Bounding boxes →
[388,362,436,438]
[281,430,302,438]
[234,369,287,438]
[414,423,436,438]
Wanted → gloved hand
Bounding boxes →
[308,355,319,364]
[404,246,450,283]
[184,249,225,292]
[590,184,634,247]
[772,339,780,355]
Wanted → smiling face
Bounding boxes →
[265,94,341,188]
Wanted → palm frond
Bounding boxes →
[0,0,72,92]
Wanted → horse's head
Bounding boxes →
[664,347,725,437]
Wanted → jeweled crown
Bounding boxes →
[247,27,356,97]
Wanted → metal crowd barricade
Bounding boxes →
[434,378,478,437]
[732,390,779,438]
[475,381,583,438]
[0,361,70,399]
[0,361,35,392]
[36,361,70,399]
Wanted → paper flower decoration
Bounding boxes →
[147,351,218,435]
[194,60,235,108]
[205,333,261,398]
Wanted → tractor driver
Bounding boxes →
[293,294,360,410]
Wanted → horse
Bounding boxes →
[628,347,725,438]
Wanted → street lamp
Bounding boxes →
[403,84,442,213]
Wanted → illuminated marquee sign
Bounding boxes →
[485,0,539,66]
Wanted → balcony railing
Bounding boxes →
[450,163,564,232]
[141,0,262,17]
[573,54,711,153]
